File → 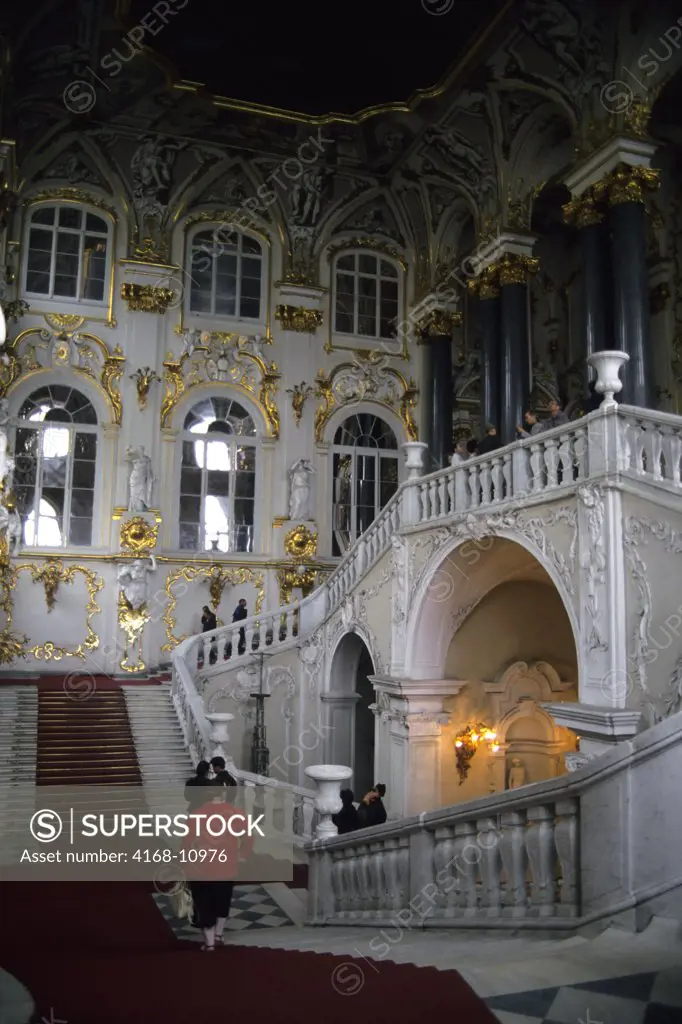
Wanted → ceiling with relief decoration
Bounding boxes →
[120,0,510,120]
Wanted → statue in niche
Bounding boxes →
[126,445,154,512]
[288,458,314,520]
[508,758,527,790]
[118,554,157,611]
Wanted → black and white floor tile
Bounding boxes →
[486,970,682,1024]
[154,883,296,941]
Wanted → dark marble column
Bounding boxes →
[565,192,613,367]
[420,314,455,470]
[498,256,536,446]
[479,286,501,431]
[608,170,656,408]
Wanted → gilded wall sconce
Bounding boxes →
[454,723,498,785]
[130,366,161,410]
[285,382,314,426]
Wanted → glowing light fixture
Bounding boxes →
[454,722,498,785]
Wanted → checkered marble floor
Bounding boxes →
[154,883,296,941]
[487,969,682,1024]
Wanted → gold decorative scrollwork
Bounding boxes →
[284,524,317,559]
[120,516,158,555]
[277,565,317,606]
[0,328,125,424]
[25,188,116,217]
[314,355,418,442]
[161,565,265,651]
[9,562,103,661]
[160,337,281,436]
[326,238,407,272]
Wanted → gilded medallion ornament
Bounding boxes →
[275,305,323,333]
[120,516,158,555]
[284,524,317,560]
[121,283,175,313]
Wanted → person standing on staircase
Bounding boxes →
[201,605,218,665]
[358,784,387,828]
[210,755,237,787]
[232,598,248,656]
[185,761,212,811]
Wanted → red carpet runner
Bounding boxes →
[0,677,497,1023]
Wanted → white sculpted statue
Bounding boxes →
[288,458,314,520]
[508,758,527,790]
[118,555,157,611]
[127,445,154,512]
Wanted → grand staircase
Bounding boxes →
[37,682,142,785]
[122,682,193,787]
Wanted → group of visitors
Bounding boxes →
[201,598,248,664]
[452,397,572,462]
[331,784,387,835]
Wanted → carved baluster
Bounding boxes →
[432,826,450,914]
[525,804,558,917]
[331,850,345,916]
[490,456,503,503]
[651,428,663,480]
[668,429,682,485]
[501,451,512,498]
[468,464,480,508]
[396,835,410,908]
[446,465,456,513]
[570,427,586,480]
[301,796,315,841]
[438,473,448,515]
[419,481,430,520]
[453,821,479,916]
[353,844,368,918]
[429,478,439,518]
[544,437,558,488]
[554,799,579,918]
[529,442,544,492]
[477,817,502,917]
[500,810,529,918]
[454,464,469,510]
[479,461,492,505]
[370,840,387,913]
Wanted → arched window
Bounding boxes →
[333,251,399,340]
[13,385,98,548]
[23,204,110,303]
[331,413,399,556]
[179,396,259,553]
[187,227,263,320]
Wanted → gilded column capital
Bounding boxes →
[498,254,539,287]
[562,191,605,228]
[592,164,660,207]
[419,309,463,338]
[467,263,500,299]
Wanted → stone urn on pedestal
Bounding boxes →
[205,712,236,770]
[402,441,428,480]
[304,764,353,839]
[586,350,629,408]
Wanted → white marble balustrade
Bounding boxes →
[307,790,578,928]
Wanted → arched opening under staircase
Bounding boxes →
[327,631,376,799]
[405,536,579,809]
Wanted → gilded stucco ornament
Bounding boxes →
[314,354,418,442]
[130,366,161,408]
[278,564,317,606]
[592,164,660,207]
[284,524,317,559]
[285,382,314,426]
[121,283,175,313]
[160,332,281,436]
[120,516,158,555]
[0,325,125,424]
[275,305,323,333]
[9,563,103,661]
